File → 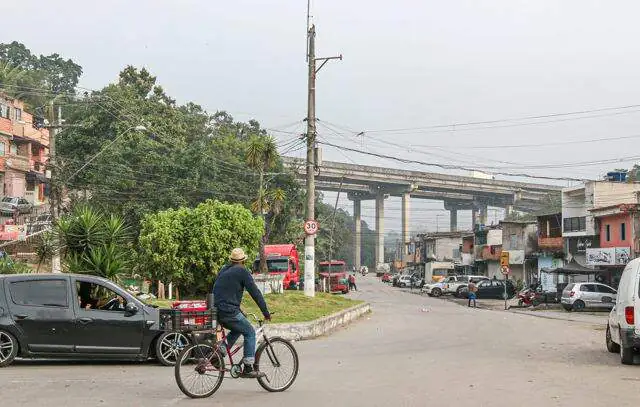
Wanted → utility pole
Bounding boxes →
[47,102,61,273]
[304,24,341,297]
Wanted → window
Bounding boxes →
[621,223,626,241]
[9,143,16,155]
[606,224,611,242]
[76,281,127,312]
[0,142,5,156]
[580,284,595,292]
[510,234,517,248]
[0,104,9,119]
[596,285,617,294]
[14,108,22,122]
[10,280,68,307]
[563,217,586,233]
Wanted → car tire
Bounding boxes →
[0,330,19,367]
[456,287,465,298]
[156,331,190,366]
[432,288,442,297]
[606,325,620,354]
[572,300,586,312]
[400,283,406,288]
[562,305,572,312]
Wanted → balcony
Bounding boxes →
[6,155,30,172]
[538,236,563,251]
[475,245,502,261]
[12,122,50,147]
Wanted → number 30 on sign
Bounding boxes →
[304,220,319,235]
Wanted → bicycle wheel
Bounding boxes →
[255,337,299,392]
[175,343,225,398]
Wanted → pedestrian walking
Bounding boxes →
[348,273,357,291]
[468,281,478,308]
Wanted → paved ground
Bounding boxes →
[2,276,639,407]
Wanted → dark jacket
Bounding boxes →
[213,264,270,319]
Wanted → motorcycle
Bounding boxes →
[517,288,545,307]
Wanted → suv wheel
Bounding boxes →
[0,330,18,367]
[606,325,620,353]
[156,331,190,366]
[456,287,465,298]
[432,288,442,297]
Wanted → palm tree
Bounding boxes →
[246,136,284,273]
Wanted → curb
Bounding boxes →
[264,302,371,341]
[508,309,606,326]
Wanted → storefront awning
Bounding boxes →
[26,171,47,183]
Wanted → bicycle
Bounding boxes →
[169,309,299,398]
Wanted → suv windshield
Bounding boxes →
[1,197,14,203]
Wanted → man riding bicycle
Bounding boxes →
[213,248,271,378]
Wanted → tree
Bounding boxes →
[138,200,264,295]
[246,135,285,273]
[56,205,134,282]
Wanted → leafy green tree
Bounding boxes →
[138,200,264,295]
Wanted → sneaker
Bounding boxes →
[240,363,265,378]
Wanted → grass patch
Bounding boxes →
[242,291,362,323]
[146,291,362,323]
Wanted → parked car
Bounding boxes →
[474,279,516,299]
[0,273,181,367]
[561,282,617,311]
[381,273,392,283]
[422,275,489,297]
[397,274,413,288]
[0,197,32,216]
[607,258,640,364]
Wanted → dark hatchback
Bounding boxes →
[0,273,174,367]
[475,279,516,299]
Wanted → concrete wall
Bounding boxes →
[264,302,371,341]
[594,181,640,207]
[501,222,537,255]
[435,237,462,261]
[599,213,631,248]
[487,261,501,279]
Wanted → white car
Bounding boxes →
[606,257,640,364]
[422,280,447,297]
[397,275,413,288]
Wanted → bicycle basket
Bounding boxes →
[161,308,217,332]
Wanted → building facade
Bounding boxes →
[0,95,49,204]
[500,220,538,284]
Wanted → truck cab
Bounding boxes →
[318,260,349,294]
[253,244,300,289]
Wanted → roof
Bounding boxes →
[417,231,473,240]
[500,220,537,225]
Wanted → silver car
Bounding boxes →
[561,282,617,311]
[0,197,32,215]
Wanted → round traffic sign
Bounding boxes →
[501,266,510,275]
[303,220,319,235]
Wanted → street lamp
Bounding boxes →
[64,125,147,184]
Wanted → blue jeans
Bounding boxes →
[218,312,256,364]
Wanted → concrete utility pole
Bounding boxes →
[47,102,61,273]
[304,24,341,297]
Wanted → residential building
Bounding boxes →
[473,225,502,278]
[587,203,640,286]
[500,220,538,284]
[417,231,472,281]
[0,94,49,204]
[536,212,566,292]
[561,180,640,266]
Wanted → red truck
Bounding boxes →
[318,260,349,294]
[253,244,300,289]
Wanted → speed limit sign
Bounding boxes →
[303,220,319,235]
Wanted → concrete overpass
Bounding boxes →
[283,157,562,269]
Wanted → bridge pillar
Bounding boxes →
[375,192,387,268]
[353,198,361,270]
[450,209,457,232]
[402,193,410,255]
[478,203,488,226]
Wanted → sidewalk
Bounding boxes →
[400,288,608,326]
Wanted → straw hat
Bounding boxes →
[229,248,247,262]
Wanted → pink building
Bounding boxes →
[0,94,49,204]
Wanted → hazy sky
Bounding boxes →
[6,0,640,233]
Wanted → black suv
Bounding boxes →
[0,273,183,367]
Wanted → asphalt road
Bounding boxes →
[1,276,638,407]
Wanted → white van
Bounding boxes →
[607,258,640,364]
